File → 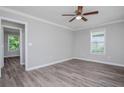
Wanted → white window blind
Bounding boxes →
[91,29,105,54]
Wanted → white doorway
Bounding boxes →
[2,25,23,66]
[0,17,28,78]
[0,23,4,78]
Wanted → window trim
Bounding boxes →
[90,28,106,55]
[8,34,20,52]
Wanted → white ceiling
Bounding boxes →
[4,6,124,30]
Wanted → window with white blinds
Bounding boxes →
[90,29,105,54]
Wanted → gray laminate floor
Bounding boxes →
[0,57,124,87]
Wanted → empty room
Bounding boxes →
[0,6,124,87]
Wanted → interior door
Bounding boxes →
[0,21,4,77]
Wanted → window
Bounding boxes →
[90,29,105,54]
[8,35,20,51]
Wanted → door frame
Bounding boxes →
[2,25,23,65]
[0,18,3,78]
[0,16,28,75]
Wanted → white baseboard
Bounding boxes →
[26,58,73,71]
[4,55,20,58]
[26,57,124,71]
[74,57,124,67]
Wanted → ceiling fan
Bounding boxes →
[62,6,99,22]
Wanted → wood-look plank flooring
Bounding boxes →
[0,57,124,87]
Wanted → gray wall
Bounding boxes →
[0,9,73,69]
[4,30,20,57]
[27,20,73,68]
[74,22,124,66]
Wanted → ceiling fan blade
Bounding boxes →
[83,11,98,16]
[62,14,75,16]
[69,17,76,22]
[81,17,88,21]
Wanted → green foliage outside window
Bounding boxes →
[8,35,19,51]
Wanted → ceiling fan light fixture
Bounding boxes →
[62,6,99,22]
[76,15,82,20]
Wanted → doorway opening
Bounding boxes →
[3,26,23,66]
[0,17,28,78]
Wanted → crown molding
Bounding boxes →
[75,19,124,31]
[0,7,74,31]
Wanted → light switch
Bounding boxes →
[28,43,32,46]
